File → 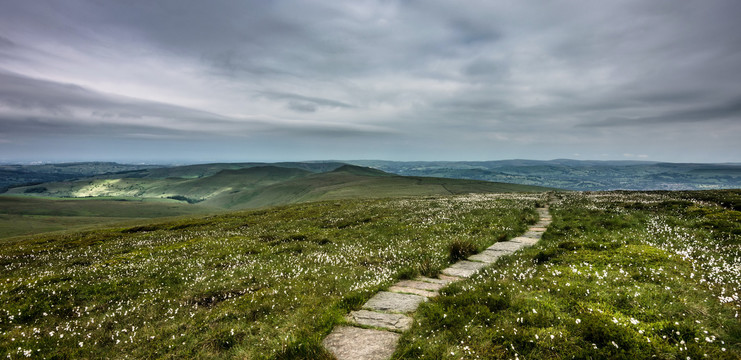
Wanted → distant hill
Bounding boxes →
[5,164,552,209]
[347,160,741,190]
[5,159,739,192]
[0,162,160,192]
[106,161,346,180]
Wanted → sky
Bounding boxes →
[1,0,740,164]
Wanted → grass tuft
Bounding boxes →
[449,238,478,262]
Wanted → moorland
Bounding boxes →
[0,161,739,358]
[0,190,739,358]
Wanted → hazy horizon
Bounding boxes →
[0,158,741,166]
[2,1,740,163]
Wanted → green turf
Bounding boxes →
[0,193,541,359]
[393,190,740,359]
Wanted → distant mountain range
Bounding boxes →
[2,159,740,195]
[346,159,741,190]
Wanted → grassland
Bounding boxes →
[0,193,541,359]
[2,190,738,359]
[0,196,215,239]
[394,190,741,359]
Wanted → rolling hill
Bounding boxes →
[1,164,551,238]
[5,164,551,210]
[0,162,160,192]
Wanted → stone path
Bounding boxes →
[322,206,552,359]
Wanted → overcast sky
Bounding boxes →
[1,0,740,163]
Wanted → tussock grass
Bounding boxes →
[394,191,741,359]
[0,193,541,359]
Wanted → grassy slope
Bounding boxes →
[0,194,541,359]
[394,191,741,359]
[6,165,552,210]
[0,196,215,239]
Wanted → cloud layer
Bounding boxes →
[1,0,740,163]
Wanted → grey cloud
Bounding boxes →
[0,70,385,139]
[0,70,239,129]
[582,97,741,127]
[1,1,741,162]
[256,91,355,112]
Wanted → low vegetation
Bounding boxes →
[394,191,740,359]
[0,194,540,359]
[0,196,214,239]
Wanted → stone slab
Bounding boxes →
[414,276,455,285]
[528,227,547,232]
[347,310,413,331]
[363,291,427,313]
[510,236,539,245]
[388,285,437,298]
[468,249,507,263]
[437,274,463,283]
[323,326,400,360]
[522,231,543,238]
[441,260,488,278]
[395,280,445,292]
[488,241,525,252]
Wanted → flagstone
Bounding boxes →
[323,326,400,360]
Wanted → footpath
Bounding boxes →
[322,206,552,359]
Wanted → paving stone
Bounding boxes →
[441,260,488,278]
[510,236,539,245]
[414,276,455,285]
[347,310,413,331]
[395,280,445,292]
[388,285,437,298]
[468,249,507,263]
[528,227,547,232]
[323,326,400,360]
[437,274,464,283]
[363,291,427,313]
[488,241,525,252]
[522,231,543,238]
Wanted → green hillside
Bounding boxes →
[6,164,552,210]
[1,164,551,238]
[0,196,214,239]
[101,162,345,180]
